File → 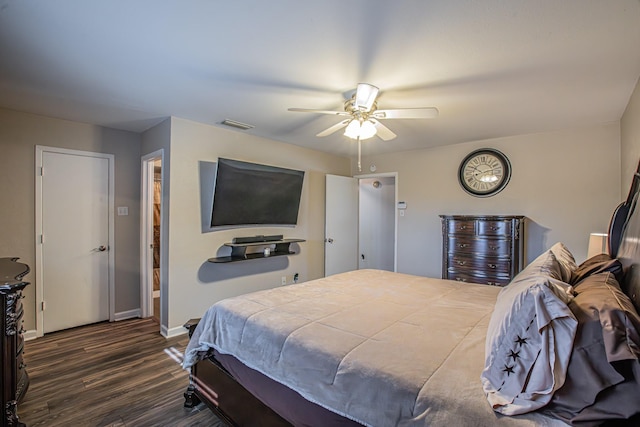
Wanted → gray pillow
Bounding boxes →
[546,272,640,424]
[570,253,623,286]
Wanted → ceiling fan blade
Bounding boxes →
[354,83,379,112]
[316,119,351,137]
[371,119,397,141]
[288,108,350,116]
[373,107,439,119]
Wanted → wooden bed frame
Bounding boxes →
[183,319,292,426]
[183,166,640,427]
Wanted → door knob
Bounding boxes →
[93,245,108,252]
[325,238,334,244]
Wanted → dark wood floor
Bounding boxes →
[18,318,226,427]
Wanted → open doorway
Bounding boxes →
[358,175,396,272]
[325,173,397,276]
[141,150,163,330]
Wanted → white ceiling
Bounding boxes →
[1,0,639,158]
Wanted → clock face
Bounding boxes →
[458,149,511,197]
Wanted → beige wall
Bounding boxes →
[361,123,621,278]
[0,108,142,331]
[3,73,639,336]
[621,77,640,192]
[161,117,351,333]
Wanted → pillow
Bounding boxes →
[482,270,577,415]
[545,272,640,424]
[570,253,623,286]
[549,242,578,283]
[512,248,564,282]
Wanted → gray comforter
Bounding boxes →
[183,269,567,426]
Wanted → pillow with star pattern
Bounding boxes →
[482,249,577,415]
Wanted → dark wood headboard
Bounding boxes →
[614,166,640,312]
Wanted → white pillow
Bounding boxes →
[512,248,563,282]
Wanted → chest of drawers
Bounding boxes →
[440,215,525,286]
[1,257,29,427]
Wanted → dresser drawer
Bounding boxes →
[446,219,476,236]
[447,255,512,275]
[477,220,512,236]
[446,270,510,286]
[447,237,511,256]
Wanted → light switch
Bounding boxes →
[117,206,129,216]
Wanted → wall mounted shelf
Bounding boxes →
[208,238,305,263]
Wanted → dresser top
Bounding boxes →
[0,257,30,289]
[439,214,525,220]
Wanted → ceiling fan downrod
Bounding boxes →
[357,135,362,172]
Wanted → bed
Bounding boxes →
[183,179,640,426]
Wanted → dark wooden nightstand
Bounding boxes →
[1,257,30,427]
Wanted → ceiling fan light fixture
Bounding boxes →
[344,119,377,140]
[354,83,379,112]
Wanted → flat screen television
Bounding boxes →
[210,158,305,228]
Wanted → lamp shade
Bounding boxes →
[587,233,608,258]
[344,120,377,140]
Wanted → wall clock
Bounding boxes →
[458,148,511,197]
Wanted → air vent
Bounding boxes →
[220,119,254,130]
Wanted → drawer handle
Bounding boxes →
[487,263,497,269]
[459,225,467,230]
[490,226,499,231]
[487,281,499,286]
[455,277,467,282]
[456,261,466,266]
[457,243,468,248]
[19,362,26,369]
[489,246,499,250]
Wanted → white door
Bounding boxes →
[325,174,358,276]
[37,148,112,334]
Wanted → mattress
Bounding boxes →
[183,269,567,426]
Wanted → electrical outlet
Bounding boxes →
[281,276,287,286]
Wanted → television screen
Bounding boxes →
[210,158,305,227]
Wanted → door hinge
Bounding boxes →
[39,166,44,176]
[40,234,44,244]
[41,301,46,311]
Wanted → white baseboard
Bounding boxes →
[25,311,186,341]
[24,329,38,341]
[162,324,188,338]
[114,308,141,321]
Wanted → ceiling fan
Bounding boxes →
[288,83,438,170]
[288,83,438,140]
